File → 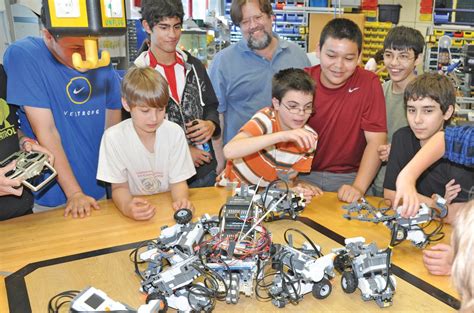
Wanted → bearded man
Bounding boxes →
[209,0,310,173]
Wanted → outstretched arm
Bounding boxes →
[393,131,445,213]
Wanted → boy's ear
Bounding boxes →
[272,97,280,110]
[142,20,152,34]
[414,53,423,66]
[443,105,455,120]
[315,43,321,58]
[122,98,131,112]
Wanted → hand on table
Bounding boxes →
[64,192,100,218]
[172,198,195,213]
[291,182,323,202]
[337,184,362,203]
[125,197,156,220]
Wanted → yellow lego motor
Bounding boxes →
[41,0,127,71]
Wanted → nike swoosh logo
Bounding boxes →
[348,87,360,93]
[73,87,85,94]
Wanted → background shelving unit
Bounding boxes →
[224,0,341,52]
[424,24,474,122]
[362,21,392,80]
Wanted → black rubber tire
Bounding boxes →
[146,292,168,312]
[174,208,193,224]
[341,270,358,294]
[312,278,332,299]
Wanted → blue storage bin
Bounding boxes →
[310,0,328,6]
[434,13,449,24]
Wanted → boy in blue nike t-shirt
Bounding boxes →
[3,4,122,218]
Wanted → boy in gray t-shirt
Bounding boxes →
[371,26,425,196]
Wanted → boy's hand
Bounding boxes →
[125,197,156,220]
[393,174,419,217]
[291,182,323,202]
[0,161,23,196]
[281,129,318,151]
[422,244,453,276]
[186,120,215,144]
[377,144,391,162]
[337,185,362,203]
[22,140,55,165]
[64,192,100,218]
[189,145,212,167]
[172,199,195,213]
[444,179,461,204]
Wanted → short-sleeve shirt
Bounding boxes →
[97,119,196,195]
[384,126,473,202]
[305,65,387,173]
[209,35,311,144]
[3,37,122,207]
[217,107,317,187]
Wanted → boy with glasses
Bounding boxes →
[217,68,321,201]
[209,0,310,172]
[372,26,427,196]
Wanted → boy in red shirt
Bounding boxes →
[303,18,387,203]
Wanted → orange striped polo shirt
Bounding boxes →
[217,107,317,187]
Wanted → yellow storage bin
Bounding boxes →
[419,13,432,22]
[433,29,445,36]
[464,31,473,38]
[452,38,464,47]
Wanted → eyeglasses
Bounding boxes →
[280,102,313,115]
[240,14,265,28]
[383,51,416,64]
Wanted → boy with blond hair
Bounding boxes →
[217,68,321,200]
[97,67,195,220]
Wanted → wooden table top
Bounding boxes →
[0,187,458,312]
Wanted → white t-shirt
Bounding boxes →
[97,119,196,195]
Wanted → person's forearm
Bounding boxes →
[36,127,83,198]
[398,132,445,185]
[111,185,133,215]
[213,113,226,172]
[106,109,122,129]
[170,181,189,202]
[353,140,384,194]
[224,132,283,159]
